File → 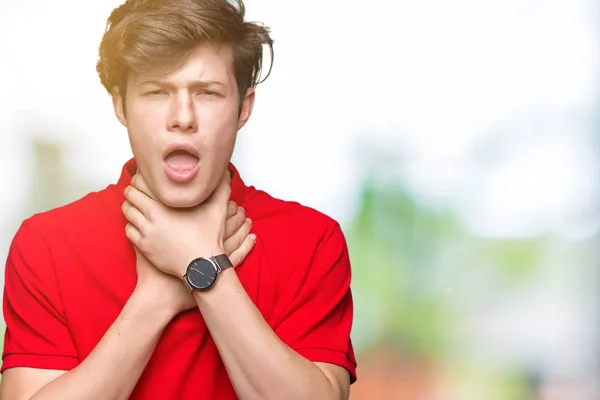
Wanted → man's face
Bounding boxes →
[113,45,254,208]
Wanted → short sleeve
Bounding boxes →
[1,220,79,373]
[274,221,357,383]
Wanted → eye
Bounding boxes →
[197,90,218,96]
[146,90,167,96]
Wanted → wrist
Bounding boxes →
[192,267,239,303]
[130,283,179,323]
[180,246,226,274]
[197,245,226,258]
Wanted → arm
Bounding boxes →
[0,219,179,400]
[193,220,355,400]
[193,268,351,400]
[1,203,254,400]
[1,289,172,400]
[124,172,356,400]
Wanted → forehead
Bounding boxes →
[129,45,236,88]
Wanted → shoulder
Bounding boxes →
[242,187,349,278]
[9,185,120,264]
[244,188,345,247]
[28,185,115,228]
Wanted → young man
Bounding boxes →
[0,0,357,399]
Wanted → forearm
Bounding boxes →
[194,270,340,400]
[30,289,172,400]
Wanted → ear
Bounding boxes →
[112,87,127,127]
[237,88,255,130]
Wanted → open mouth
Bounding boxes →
[164,149,200,172]
[163,144,201,183]
[163,143,200,171]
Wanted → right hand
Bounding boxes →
[134,248,194,315]
[125,171,232,278]
[131,199,256,316]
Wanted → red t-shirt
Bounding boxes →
[2,159,357,399]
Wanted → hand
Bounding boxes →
[223,200,256,267]
[123,170,253,277]
[125,181,256,314]
[133,247,197,314]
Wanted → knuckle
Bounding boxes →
[138,237,150,253]
[233,236,244,251]
[225,236,238,252]
[240,222,251,237]
[227,220,236,234]
[242,220,252,234]
[146,206,156,221]
[223,219,232,233]
[233,215,243,230]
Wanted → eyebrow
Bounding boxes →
[138,80,226,89]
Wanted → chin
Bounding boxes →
[157,186,208,209]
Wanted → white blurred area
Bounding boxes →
[1,0,599,398]
[1,0,598,237]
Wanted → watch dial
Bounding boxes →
[187,258,217,290]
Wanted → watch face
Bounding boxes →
[187,258,217,290]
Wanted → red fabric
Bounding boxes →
[2,158,357,398]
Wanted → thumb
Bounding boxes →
[210,168,232,205]
[131,172,157,200]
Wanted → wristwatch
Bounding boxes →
[183,254,233,291]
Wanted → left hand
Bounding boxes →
[123,170,244,277]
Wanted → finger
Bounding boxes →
[224,206,246,239]
[227,201,238,219]
[131,173,157,200]
[124,185,153,218]
[125,223,142,247]
[228,233,257,268]
[121,201,146,232]
[210,168,232,205]
[224,217,252,257]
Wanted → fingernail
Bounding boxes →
[246,218,252,225]
[249,234,256,241]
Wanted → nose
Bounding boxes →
[167,93,197,134]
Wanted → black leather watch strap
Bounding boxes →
[211,254,233,273]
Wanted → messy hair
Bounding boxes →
[96,0,273,106]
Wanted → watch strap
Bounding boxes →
[211,254,233,273]
[182,274,194,292]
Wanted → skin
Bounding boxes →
[0,202,255,400]
[119,45,351,400]
[0,44,350,400]
[0,45,256,400]
[124,172,351,400]
[117,45,253,209]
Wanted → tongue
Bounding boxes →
[165,151,198,171]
